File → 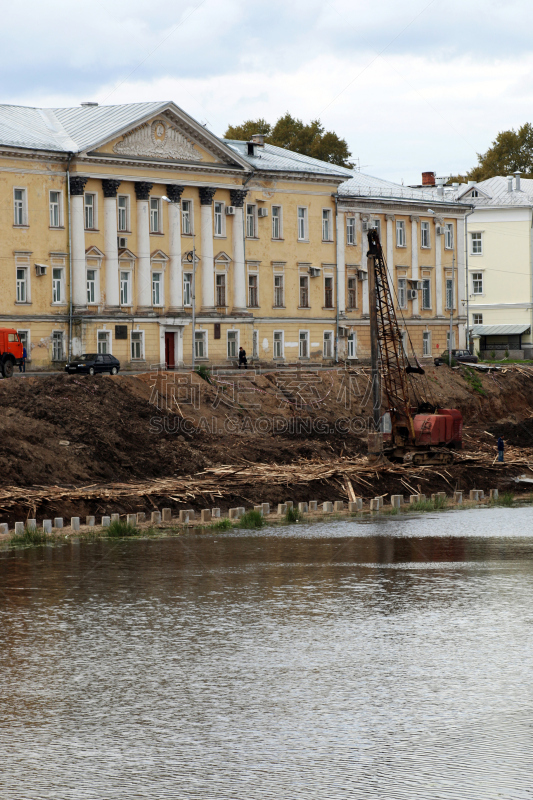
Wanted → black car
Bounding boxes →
[434,349,478,366]
[65,353,120,375]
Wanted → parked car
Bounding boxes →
[434,349,478,366]
[65,353,120,375]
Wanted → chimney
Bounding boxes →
[435,176,446,197]
[467,180,476,186]
[422,171,436,186]
[251,133,265,147]
[81,101,98,107]
[508,176,513,193]
[514,170,521,191]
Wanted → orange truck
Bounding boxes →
[0,328,23,377]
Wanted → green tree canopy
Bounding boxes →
[224,113,353,168]
[466,123,533,182]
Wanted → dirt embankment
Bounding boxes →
[1,364,532,522]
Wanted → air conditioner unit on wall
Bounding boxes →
[408,279,423,290]
[408,289,418,300]
[117,236,127,248]
[257,207,269,217]
[436,225,444,235]
[225,206,236,215]
[308,267,321,277]
[338,326,348,337]
[357,269,368,281]
[35,264,47,276]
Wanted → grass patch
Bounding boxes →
[433,495,448,510]
[195,364,211,383]
[382,506,399,515]
[285,506,301,523]
[238,510,264,529]
[10,527,51,546]
[106,520,139,538]
[492,491,514,507]
[462,366,486,396]
[409,499,434,512]
[213,517,232,530]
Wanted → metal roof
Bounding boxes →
[471,324,531,336]
[224,140,353,177]
[337,172,465,205]
[427,176,533,207]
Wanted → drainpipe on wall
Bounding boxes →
[464,207,475,351]
[334,194,339,364]
[66,152,74,361]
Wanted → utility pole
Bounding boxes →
[186,246,196,369]
[367,234,382,440]
[449,253,455,366]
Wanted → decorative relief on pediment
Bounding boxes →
[113,119,202,161]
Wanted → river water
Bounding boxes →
[0,506,532,799]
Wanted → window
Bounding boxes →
[14,188,27,226]
[471,189,479,197]
[445,222,454,249]
[84,194,96,229]
[398,277,407,309]
[423,331,431,356]
[195,330,207,359]
[120,271,131,306]
[227,330,238,359]
[472,272,483,294]
[274,274,284,307]
[471,232,482,255]
[216,273,226,307]
[273,331,284,359]
[473,313,483,325]
[348,277,357,309]
[152,272,162,306]
[49,191,61,227]
[16,268,27,303]
[446,278,454,310]
[183,272,192,306]
[52,268,64,304]
[52,331,64,361]
[131,331,144,360]
[17,330,29,359]
[246,204,257,238]
[117,196,129,232]
[323,331,333,358]
[372,219,381,237]
[324,276,333,308]
[98,331,110,355]
[346,217,356,245]
[248,274,258,307]
[299,330,309,359]
[420,221,430,248]
[299,275,309,308]
[422,278,431,310]
[396,220,406,247]
[181,200,192,235]
[297,207,308,241]
[150,198,161,233]
[272,206,282,239]
[322,209,333,241]
[87,269,96,304]
[214,202,224,236]
[347,332,357,359]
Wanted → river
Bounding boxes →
[0,506,532,799]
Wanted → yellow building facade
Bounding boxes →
[0,101,469,371]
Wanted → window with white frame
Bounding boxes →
[181,199,192,234]
[324,276,333,308]
[446,278,454,309]
[372,219,381,237]
[84,193,96,229]
[52,267,64,304]
[98,331,110,355]
[322,209,333,241]
[152,272,162,306]
[49,191,62,228]
[347,331,357,359]
[246,204,257,238]
[131,331,144,360]
[195,330,207,359]
[227,330,238,359]
[214,201,224,236]
[274,274,284,307]
[472,272,483,294]
[473,313,483,325]
[272,206,282,239]
[398,277,407,309]
[444,222,454,249]
[52,331,64,361]
[297,207,308,241]
[216,273,226,307]
[16,267,28,303]
[422,278,431,309]
[120,271,131,305]
[323,331,333,358]
[183,272,192,306]
[346,217,356,246]
[471,232,482,255]
[87,269,97,304]
[248,274,258,307]
[117,196,129,232]
[348,277,357,309]
[420,221,430,248]
[150,197,161,233]
[396,220,406,247]
[423,331,431,356]
[299,330,309,359]
[299,275,309,307]
[273,330,284,359]
[13,188,27,226]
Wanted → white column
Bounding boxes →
[386,215,395,292]
[336,209,346,314]
[456,217,466,347]
[230,189,247,313]
[361,215,369,315]
[135,182,153,309]
[102,180,121,309]
[167,185,184,311]
[410,215,419,317]
[435,219,444,316]
[199,187,216,311]
[70,177,87,310]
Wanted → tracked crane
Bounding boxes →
[366,228,462,465]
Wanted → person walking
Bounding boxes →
[19,345,27,373]
[238,346,247,370]
[497,435,504,462]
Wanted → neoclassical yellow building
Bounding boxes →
[0,101,470,370]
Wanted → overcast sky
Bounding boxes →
[3,0,532,183]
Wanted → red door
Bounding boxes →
[165,332,175,369]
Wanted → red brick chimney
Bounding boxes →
[422,171,436,186]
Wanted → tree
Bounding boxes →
[224,113,353,168]
[466,123,533,181]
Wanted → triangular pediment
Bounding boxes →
[118,248,137,260]
[150,249,169,261]
[85,246,105,258]
[214,251,232,263]
[112,117,203,162]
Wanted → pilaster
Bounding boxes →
[167,184,185,311]
[70,176,88,311]
[199,187,216,311]
[135,181,153,310]
[230,188,248,313]
[102,179,121,309]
